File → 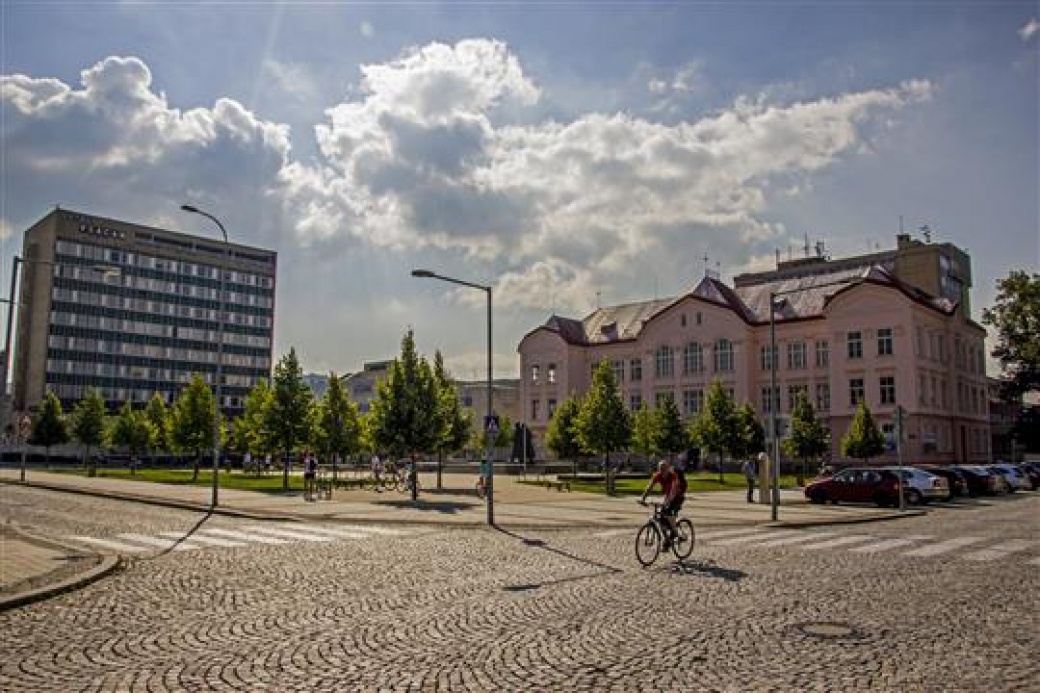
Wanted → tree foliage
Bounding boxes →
[631,403,660,460]
[311,373,361,462]
[731,402,765,461]
[432,352,471,455]
[784,391,830,461]
[983,270,1040,398]
[110,402,155,459]
[841,401,885,462]
[29,391,69,450]
[655,398,686,460]
[170,375,215,479]
[145,393,170,454]
[269,348,313,456]
[71,388,107,475]
[233,379,275,457]
[545,395,584,461]
[368,329,439,458]
[688,380,738,482]
[575,360,631,459]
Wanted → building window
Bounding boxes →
[630,358,642,382]
[683,342,703,374]
[655,345,674,378]
[787,384,807,411]
[531,399,540,421]
[937,335,945,364]
[877,328,893,357]
[760,344,777,371]
[655,391,674,406]
[761,386,779,413]
[816,340,829,368]
[815,382,830,411]
[547,399,557,417]
[696,312,702,325]
[611,361,624,384]
[531,365,539,384]
[847,331,862,360]
[681,314,687,327]
[630,393,642,410]
[940,380,947,410]
[849,378,864,407]
[788,341,806,370]
[714,339,733,372]
[548,364,556,383]
[683,389,703,416]
[880,376,896,405]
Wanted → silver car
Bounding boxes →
[883,467,950,504]
[990,464,1032,492]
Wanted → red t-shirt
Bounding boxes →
[652,470,676,497]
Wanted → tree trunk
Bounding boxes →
[718,452,724,485]
[283,451,289,491]
[192,451,200,481]
[572,457,577,483]
[604,453,614,496]
[798,457,805,486]
[437,452,443,490]
[410,453,419,501]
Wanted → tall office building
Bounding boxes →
[11,208,276,414]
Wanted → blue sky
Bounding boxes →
[2,2,1037,380]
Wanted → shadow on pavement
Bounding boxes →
[667,558,746,583]
[494,526,623,592]
[152,508,215,559]
[374,499,477,514]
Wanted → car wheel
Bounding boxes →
[873,493,890,508]
[906,489,923,506]
[808,490,826,504]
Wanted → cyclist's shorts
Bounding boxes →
[662,497,684,517]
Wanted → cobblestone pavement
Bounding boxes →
[1,486,1037,692]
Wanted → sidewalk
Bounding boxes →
[1,469,915,530]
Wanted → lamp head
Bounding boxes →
[411,269,436,278]
[180,204,199,213]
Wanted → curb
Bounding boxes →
[0,524,123,612]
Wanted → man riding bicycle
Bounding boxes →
[640,459,687,549]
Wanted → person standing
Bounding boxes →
[742,456,758,503]
[303,451,318,501]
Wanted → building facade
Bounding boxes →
[12,208,276,414]
[519,234,991,465]
[342,360,392,413]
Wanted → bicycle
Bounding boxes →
[475,475,487,499]
[635,501,695,567]
[401,469,420,495]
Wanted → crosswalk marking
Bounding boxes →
[961,539,1034,562]
[117,533,203,551]
[709,530,801,546]
[293,524,380,540]
[241,525,334,542]
[157,531,245,548]
[695,528,764,541]
[754,532,838,548]
[593,529,631,538]
[68,536,151,553]
[800,535,876,551]
[849,536,931,554]
[310,523,405,536]
[1028,556,1040,566]
[200,528,289,545]
[903,536,986,557]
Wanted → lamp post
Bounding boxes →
[180,204,228,508]
[411,269,495,525]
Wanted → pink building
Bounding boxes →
[518,235,991,466]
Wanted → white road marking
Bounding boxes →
[310,523,405,536]
[199,528,288,545]
[709,530,802,546]
[848,536,932,554]
[67,536,151,553]
[117,533,200,552]
[961,539,1034,562]
[593,529,631,538]
[1027,556,1040,566]
[754,532,838,548]
[293,524,386,539]
[903,536,986,557]
[695,528,764,541]
[799,535,876,551]
[157,531,245,548]
[241,525,334,542]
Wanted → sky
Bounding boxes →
[2,2,1038,381]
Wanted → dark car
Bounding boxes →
[1017,463,1040,490]
[805,467,905,507]
[952,465,1000,496]
[915,465,968,498]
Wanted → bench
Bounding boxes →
[333,477,371,491]
[533,479,571,492]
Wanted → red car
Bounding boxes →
[805,467,905,507]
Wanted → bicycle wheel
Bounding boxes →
[475,481,486,499]
[635,522,661,567]
[671,518,695,560]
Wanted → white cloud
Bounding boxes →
[360,21,375,38]
[0,218,11,241]
[1019,17,1039,42]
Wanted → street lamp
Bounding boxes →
[411,268,495,525]
[180,204,228,508]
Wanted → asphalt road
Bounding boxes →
[2,486,1038,692]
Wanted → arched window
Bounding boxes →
[683,342,702,374]
[714,339,733,373]
[654,345,674,378]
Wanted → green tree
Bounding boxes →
[575,360,631,494]
[170,375,216,481]
[29,391,70,465]
[545,394,584,479]
[731,402,765,466]
[431,352,472,489]
[783,391,830,484]
[145,393,170,462]
[72,388,107,477]
[841,400,886,463]
[368,329,439,499]
[655,398,686,462]
[234,380,275,468]
[268,348,313,490]
[631,403,660,463]
[983,270,1040,399]
[110,402,155,475]
[312,373,361,480]
[688,380,738,484]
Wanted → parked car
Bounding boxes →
[883,467,950,504]
[805,468,906,507]
[952,465,1002,496]
[914,465,968,498]
[1016,463,1040,490]
[990,464,1032,492]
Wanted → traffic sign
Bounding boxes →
[484,414,499,434]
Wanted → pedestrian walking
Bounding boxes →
[742,456,758,503]
[370,453,384,492]
[303,452,318,501]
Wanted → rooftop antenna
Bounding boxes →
[920,224,932,243]
[803,231,810,257]
[899,215,904,234]
[653,277,658,300]
[703,253,710,277]
[775,248,781,267]
[595,290,601,310]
